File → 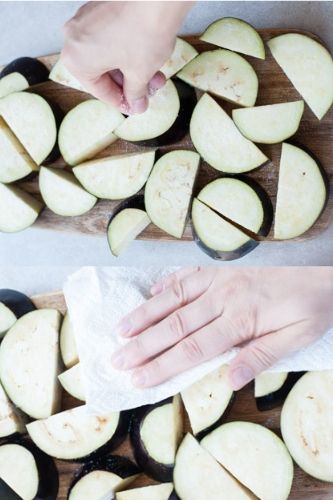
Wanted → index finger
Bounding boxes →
[115,268,215,338]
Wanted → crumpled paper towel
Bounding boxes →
[63,267,333,415]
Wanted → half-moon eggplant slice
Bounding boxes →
[27,406,130,462]
[60,313,79,369]
[160,37,198,78]
[130,395,183,481]
[0,382,26,439]
[255,371,305,411]
[0,440,58,500]
[0,183,43,233]
[116,483,174,500]
[59,363,85,402]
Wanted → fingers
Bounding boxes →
[76,72,125,110]
[130,313,244,387]
[151,267,200,296]
[123,73,149,114]
[228,320,313,390]
[112,291,224,370]
[114,268,215,338]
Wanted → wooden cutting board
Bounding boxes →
[29,291,333,499]
[9,28,333,243]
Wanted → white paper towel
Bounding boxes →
[63,267,333,414]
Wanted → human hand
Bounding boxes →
[111,267,333,390]
[62,1,193,114]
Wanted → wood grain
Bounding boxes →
[30,291,333,499]
[6,28,332,244]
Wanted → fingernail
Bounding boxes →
[111,351,125,369]
[129,96,148,114]
[115,319,132,337]
[132,370,147,387]
[230,366,254,390]
[151,282,163,295]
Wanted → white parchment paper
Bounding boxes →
[63,267,333,414]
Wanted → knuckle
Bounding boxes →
[170,279,187,307]
[180,337,204,363]
[247,340,277,369]
[167,312,185,342]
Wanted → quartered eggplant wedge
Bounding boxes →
[107,195,151,256]
[160,37,198,78]
[0,57,49,98]
[0,288,35,338]
[116,483,175,500]
[200,17,265,59]
[144,150,200,238]
[130,395,183,482]
[201,421,294,500]
[68,455,139,500]
[255,371,305,411]
[181,366,234,439]
[0,92,58,165]
[114,80,196,147]
[0,183,43,233]
[281,370,333,482]
[192,177,273,260]
[59,363,85,402]
[174,434,254,500]
[0,440,59,500]
[60,313,79,369]
[27,406,131,462]
[0,382,25,439]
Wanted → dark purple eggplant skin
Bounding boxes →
[69,410,132,463]
[42,99,64,165]
[127,79,197,147]
[2,438,59,500]
[256,372,306,412]
[0,57,49,86]
[68,455,140,499]
[0,478,22,500]
[192,175,273,261]
[168,491,180,500]
[194,393,235,441]
[130,397,177,482]
[0,289,36,320]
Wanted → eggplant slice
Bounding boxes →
[0,288,36,339]
[108,206,151,256]
[27,406,130,461]
[174,433,255,500]
[255,371,305,411]
[0,117,38,183]
[274,143,328,239]
[160,37,198,78]
[73,151,155,200]
[201,421,293,500]
[68,455,139,500]
[200,17,265,59]
[58,99,125,166]
[49,59,86,92]
[0,91,57,165]
[177,49,258,106]
[59,363,85,402]
[0,57,49,98]
[281,370,333,482]
[0,440,58,500]
[144,150,200,238]
[39,167,97,217]
[181,365,234,438]
[60,313,79,369]
[0,309,62,419]
[130,395,183,482]
[190,94,267,173]
[268,33,333,119]
[0,382,25,438]
[0,183,43,233]
[116,483,174,500]
[232,101,304,144]
[114,80,196,146]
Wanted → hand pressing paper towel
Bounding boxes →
[64,267,333,414]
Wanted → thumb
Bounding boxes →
[123,73,149,114]
[228,321,313,390]
[82,73,124,109]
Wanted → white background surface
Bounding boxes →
[0,2,333,289]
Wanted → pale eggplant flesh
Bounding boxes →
[256,372,305,411]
